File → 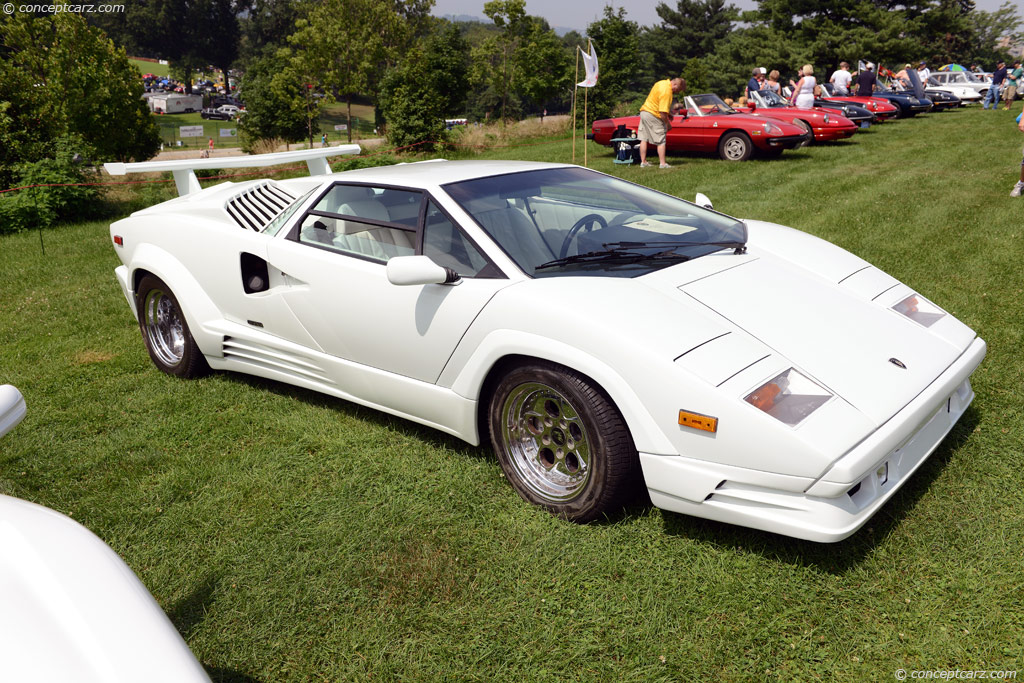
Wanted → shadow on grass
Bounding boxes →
[166,574,262,682]
[214,371,486,461]
[658,405,980,574]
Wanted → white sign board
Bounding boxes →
[334,124,348,131]
[179,125,204,138]
[219,128,237,138]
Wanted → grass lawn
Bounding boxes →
[153,111,242,150]
[131,57,170,78]
[1,105,1023,681]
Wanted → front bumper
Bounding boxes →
[641,336,986,543]
[767,133,811,149]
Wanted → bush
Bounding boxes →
[0,137,99,234]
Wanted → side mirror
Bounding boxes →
[694,193,713,210]
[0,385,26,439]
[386,255,460,286]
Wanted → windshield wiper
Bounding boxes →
[535,239,746,271]
[603,239,748,254]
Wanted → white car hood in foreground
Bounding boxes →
[0,495,211,683]
[675,252,974,427]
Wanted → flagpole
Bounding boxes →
[583,82,588,167]
[572,47,579,163]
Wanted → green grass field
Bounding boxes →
[2,106,1023,681]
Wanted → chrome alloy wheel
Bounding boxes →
[142,288,185,367]
[722,136,748,160]
[501,382,592,502]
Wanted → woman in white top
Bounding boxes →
[791,64,816,109]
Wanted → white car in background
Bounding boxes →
[929,71,991,97]
[0,385,210,683]
[104,149,986,542]
[925,76,983,103]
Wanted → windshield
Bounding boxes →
[685,94,738,117]
[754,89,788,106]
[443,167,746,278]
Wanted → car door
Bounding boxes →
[264,183,512,383]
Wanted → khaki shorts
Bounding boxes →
[1004,85,1017,104]
[637,111,668,145]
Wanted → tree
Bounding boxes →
[965,1,1024,66]
[236,48,309,150]
[0,12,159,171]
[647,0,738,76]
[471,0,570,121]
[422,22,472,117]
[377,47,448,149]
[584,7,643,122]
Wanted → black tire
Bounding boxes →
[793,119,813,146]
[135,275,209,378]
[717,131,753,161]
[488,361,639,522]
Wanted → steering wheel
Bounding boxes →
[559,213,608,258]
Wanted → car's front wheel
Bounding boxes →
[488,362,639,522]
[718,131,753,161]
[135,275,208,378]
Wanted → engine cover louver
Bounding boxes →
[224,182,296,231]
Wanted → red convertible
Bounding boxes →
[818,83,900,121]
[590,94,811,161]
[733,93,858,143]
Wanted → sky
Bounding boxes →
[431,0,1015,35]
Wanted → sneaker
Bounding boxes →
[1012,181,1024,197]
[639,161,651,167]
[659,162,671,168]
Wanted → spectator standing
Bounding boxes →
[856,62,877,96]
[791,64,816,109]
[830,62,852,95]
[638,76,685,168]
[321,132,328,147]
[984,61,1007,109]
[746,68,762,100]
[1004,62,1022,112]
[1012,113,1024,197]
[917,61,930,83]
[895,64,912,89]
[208,137,214,152]
[765,70,782,94]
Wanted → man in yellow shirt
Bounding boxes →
[639,76,685,168]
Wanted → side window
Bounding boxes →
[422,200,492,277]
[296,184,418,262]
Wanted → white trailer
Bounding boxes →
[148,94,204,114]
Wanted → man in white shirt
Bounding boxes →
[917,61,931,83]
[830,62,852,95]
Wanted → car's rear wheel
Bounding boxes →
[488,361,639,522]
[718,131,753,161]
[136,275,208,378]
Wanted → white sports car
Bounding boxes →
[106,150,985,542]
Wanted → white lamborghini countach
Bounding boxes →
[107,150,985,542]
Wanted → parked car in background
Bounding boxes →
[925,76,983,104]
[591,94,810,161]
[742,90,866,137]
[930,71,990,97]
[818,84,900,121]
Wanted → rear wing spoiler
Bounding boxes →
[104,145,361,197]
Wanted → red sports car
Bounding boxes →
[733,93,858,143]
[590,94,811,161]
[818,84,899,121]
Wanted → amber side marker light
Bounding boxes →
[678,410,718,433]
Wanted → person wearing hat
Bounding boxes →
[895,64,913,89]
[1004,61,1022,112]
[855,62,877,97]
[917,61,930,83]
[984,61,1007,109]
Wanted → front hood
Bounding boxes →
[674,253,969,426]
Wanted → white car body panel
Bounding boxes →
[0,387,210,683]
[108,157,985,542]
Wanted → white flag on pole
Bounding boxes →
[577,42,599,88]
